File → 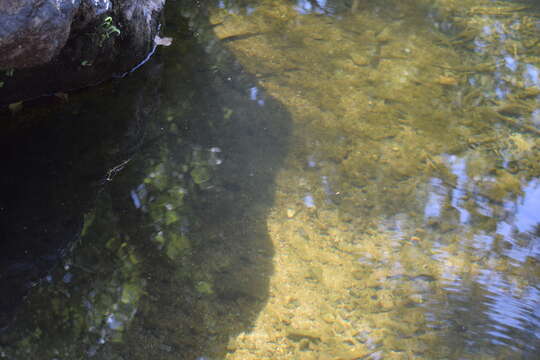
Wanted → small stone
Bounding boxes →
[350,52,370,66]
[377,27,393,42]
[54,92,69,101]
[190,166,211,184]
[437,75,458,86]
[8,101,23,114]
[321,313,334,323]
[287,208,296,218]
[159,344,172,352]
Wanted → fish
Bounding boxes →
[220,32,263,43]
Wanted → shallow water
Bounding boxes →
[1,0,540,359]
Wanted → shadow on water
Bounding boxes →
[0,2,291,360]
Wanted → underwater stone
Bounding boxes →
[191,166,212,185]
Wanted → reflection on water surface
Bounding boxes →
[1,0,539,359]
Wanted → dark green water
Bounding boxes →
[1,0,539,359]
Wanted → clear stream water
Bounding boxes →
[0,0,539,359]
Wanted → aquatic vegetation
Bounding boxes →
[99,16,121,46]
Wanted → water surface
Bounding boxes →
[1,0,539,359]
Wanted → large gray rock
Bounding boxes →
[0,0,164,105]
[0,0,102,69]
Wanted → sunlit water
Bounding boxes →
[1,0,539,359]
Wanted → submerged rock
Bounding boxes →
[0,0,165,105]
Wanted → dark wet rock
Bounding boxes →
[0,0,164,105]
